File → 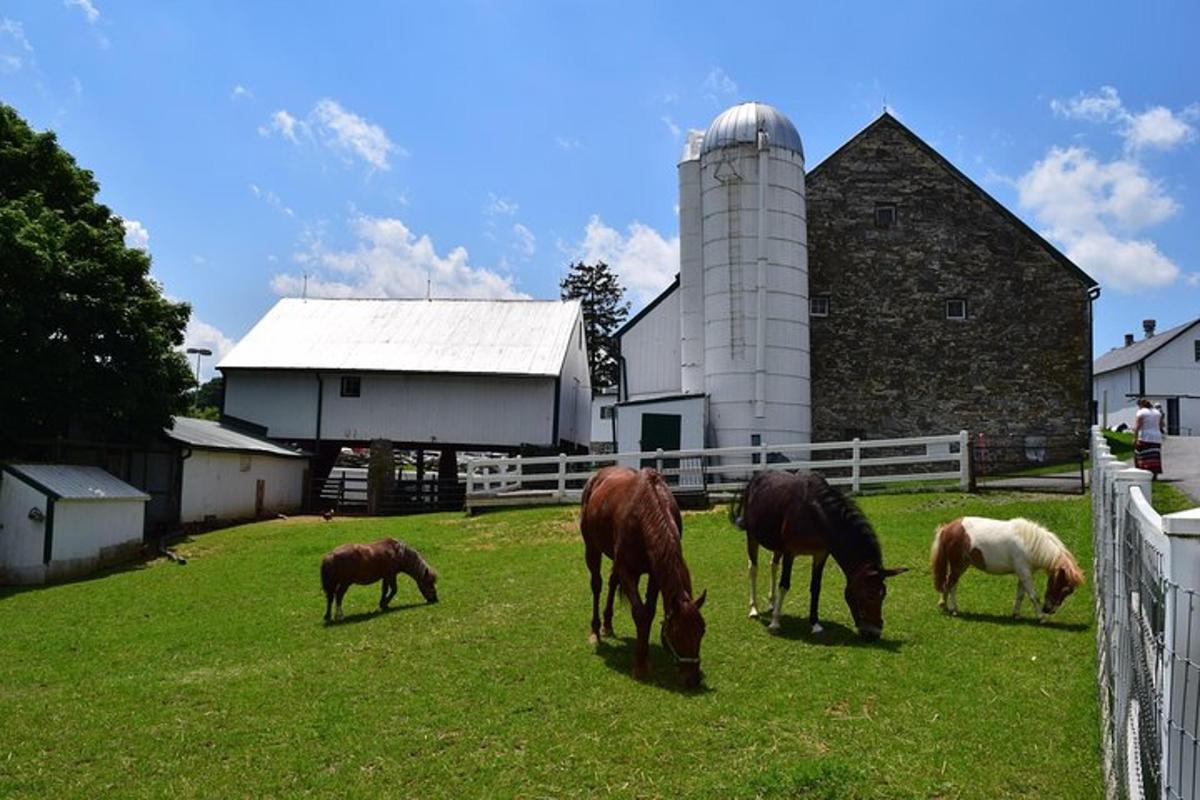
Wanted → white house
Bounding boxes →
[1093,318,1200,436]
[0,464,148,585]
[218,298,592,453]
[164,417,309,524]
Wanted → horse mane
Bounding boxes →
[807,473,882,565]
[1009,518,1071,571]
[391,540,437,583]
[636,470,693,607]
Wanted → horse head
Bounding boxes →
[845,564,908,641]
[1042,555,1084,615]
[662,589,707,688]
[416,563,439,604]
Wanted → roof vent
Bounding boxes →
[1124,334,1135,347]
[1143,319,1157,338]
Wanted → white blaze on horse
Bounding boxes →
[930,516,1084,621]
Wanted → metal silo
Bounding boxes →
[678,129,706,395]
[697,102,810,449]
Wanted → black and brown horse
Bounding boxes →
[321,538,438,622]
[580,466,707,687]
[732,470,906,640]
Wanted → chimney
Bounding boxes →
[1124,333,1135,347]
[1144,319,1157,338]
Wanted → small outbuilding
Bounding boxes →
[0,464,148,585]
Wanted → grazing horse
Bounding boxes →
[731,470,907,640]
[931,516,1084,620]
[321,538,438,623]
[580,466,707,687]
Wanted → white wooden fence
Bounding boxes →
[1091,426,1200,800]
[465,431,969,511]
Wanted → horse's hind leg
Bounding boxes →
[602,566,618,636]
[324,590,334,623]
[808,552,829,635]
[769,551,782,607]
[747,537,760,618]
[769,554,795,634]
[586,545,604,644]
[335,583,349,621]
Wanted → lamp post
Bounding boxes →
[186,347,213,385]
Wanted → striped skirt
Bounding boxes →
[1135,440,1163,475]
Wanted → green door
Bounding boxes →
[640,413,682,476]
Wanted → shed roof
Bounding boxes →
[218,298,582,377]
[4,464,150,502]
[1094,318,1200,375]
[165,418,308,458]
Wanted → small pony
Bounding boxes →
[930,517,1084,620]
[321,538,438,623]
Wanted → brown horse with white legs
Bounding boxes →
[580,466,707,687]
[321,538,438,623]
[732,470,907,640]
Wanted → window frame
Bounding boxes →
[945,299,967,321]
[874,203,897,229]
[340,376,362,398]
[810,294,831,318]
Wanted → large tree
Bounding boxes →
[559,260,629,389]
[0,103,193,451]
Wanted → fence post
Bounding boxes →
[557,454,567,501]
[851,438,861,494]
[1163,508,1200,800]
[759,441,768,473]
[958,430,970,491]
[655,448,663,474]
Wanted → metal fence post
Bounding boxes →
[557,454,566,501]
[1163,508,1200,800]
[851,438,861,494]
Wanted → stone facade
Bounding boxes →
[807,114,1096,465]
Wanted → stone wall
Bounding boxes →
[806,115,1094,465]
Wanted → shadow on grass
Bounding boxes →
[322,601,432,627]
[950,609,1090,632]
[756,616,905,652]
[0,539,200,600]
[592,635,716,696]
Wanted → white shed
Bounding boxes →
[0,464,148,585]
[1093,318,1200,436]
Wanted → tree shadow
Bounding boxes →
[322,601,431,627]
[591,634,715,696]
[755,616,905,652]
[949,610,1090,632]
[0,542,194,600]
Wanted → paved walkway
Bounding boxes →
[1162,436,1200,504]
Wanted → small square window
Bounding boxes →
[600,405,615,420]
[946,299,967,321]
[340,376,362,397]
[239,455,252,472]
[874,203,897,229]
[810,295,830,317]
[1194,340,1200,362]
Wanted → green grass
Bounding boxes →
[0,493,1103,799]
[1102,430,1134,460]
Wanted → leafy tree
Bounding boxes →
[0,103,193,451]
[559,260,629,389]
[190,377,224,420]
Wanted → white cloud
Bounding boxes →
[249,183,294,217]
[65,0,100,24]
[0,19,33,73]
[512,223,536,258]
[122,219,150,251]
[259,100,403,170]
[571,215,679,305]
[702,67,738,104]
[230,84,253,101]
[182,316,236,383]
[271,214,526,300]
[1017,145,1181,291]
[556,136,581,151]
[661,115,681,139]
[259,109,300,142]
[485,194,519,216]
[1052,85,1195,152]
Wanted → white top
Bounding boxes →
[1136,407,1164,443]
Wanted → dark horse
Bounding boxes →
[580,466,707,687]
[321,538,438,623]
[731,470,906,640]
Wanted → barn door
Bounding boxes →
[255,479,265,518]
[639,413,682,478]
[1167,398,1180,436]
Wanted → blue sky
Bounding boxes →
[4,1,1199,380]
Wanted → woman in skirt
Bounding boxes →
[1133,398,1165,477]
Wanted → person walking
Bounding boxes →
[1133,398,1166,478]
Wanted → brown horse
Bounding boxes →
[321,538,438,622]
[732,470,906,640]
[580,466,707,687]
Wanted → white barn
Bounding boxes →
[1094,318,1200,436]
[0,464,148,585]
[218,298,592,453]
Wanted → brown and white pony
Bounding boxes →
[580,466,707,688]
[732,470,907,640]
[321,538,438,622]
[931,516,1084,620]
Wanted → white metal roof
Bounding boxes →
[5,464,150,502]
[218,298,582,377]
[165,418,308,458]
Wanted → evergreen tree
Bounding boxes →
[559,260,629,388]
[0,103,193,451]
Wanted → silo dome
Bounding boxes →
[701,101,804,161]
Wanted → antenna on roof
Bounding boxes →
[302,271,308,302]
[426,269,432,301]
[882,94,888,114]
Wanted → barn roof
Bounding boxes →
[164,418,308,458]
[218,298,582,377]
[3,464,150,502]
[1093,318,1200,376]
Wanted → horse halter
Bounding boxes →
[660,612,700,666]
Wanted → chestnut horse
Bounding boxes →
[321,538,438,622]
[580,466,707,687]
[732,470,907,640]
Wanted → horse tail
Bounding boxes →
[930,525,949,593]
[320,556,336,596]
[729,482,746,530]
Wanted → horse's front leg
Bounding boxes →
[1015,565,1044,622]
[808,552,829,635]
[616,570,651,680]
[634,575,660,681]
[602,566,618,636]
[747,537,760,618]
[769,554,795,634]
[380,575,396,609]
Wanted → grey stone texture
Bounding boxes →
[806,114,1096,465]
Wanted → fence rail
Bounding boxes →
[465,431,970,511]
[1091,426,1200,800]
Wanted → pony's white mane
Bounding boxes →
[1009,517,1068,569]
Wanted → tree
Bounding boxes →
[0,103,193,452]
[559,260,629,389]
[190,377,224,420]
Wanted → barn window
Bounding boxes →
[239,455,252,472]
[600,405,615,420]
[810,294,830,317]
[340,376,361,397]
[874,203,897,229]
[945,299,967,321]
[1194,340,1200,362]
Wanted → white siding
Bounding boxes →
[1094,367,1139,430]
[51,501,143,564]
[181,451,307,523]
[224,371,320,438]
[615,396,707,458]
[622,287,683,400]
[1144,328,1200,394]
[591,394,618,447]
[1094,325,1200,435]
[0,475,48,579]
[555,309,592,448]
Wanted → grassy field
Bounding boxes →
[0,492,1106,799]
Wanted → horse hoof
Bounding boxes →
[810,622,824,635]
[601,626,614,637]
[768,623,782,635]
[748,608,759,619]
[588,633,599,646]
